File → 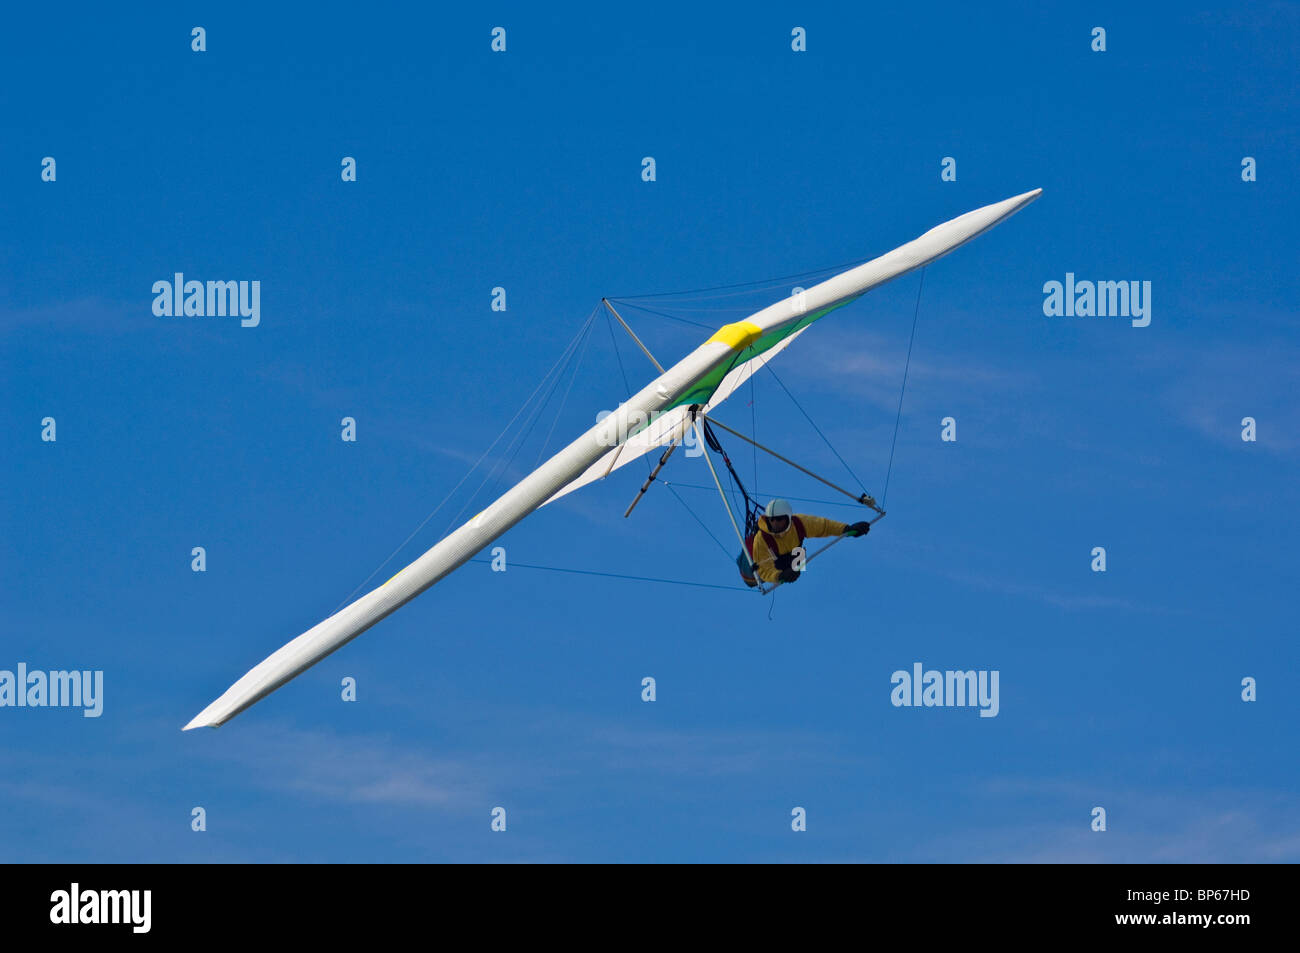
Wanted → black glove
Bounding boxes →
[844,521,871,537]
[778,568,801,583]
[773,553,796,572]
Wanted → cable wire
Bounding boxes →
[882,267,925,506]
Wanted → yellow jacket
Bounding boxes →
[749,514,847,583]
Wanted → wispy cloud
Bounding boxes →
[939,567,1154,614]
[3,298,151,336]
[789,328,1035,415]
[195,723,489,810]
[583,722,863,780]
[954,777,1300,863]
[1155,341,1300,454]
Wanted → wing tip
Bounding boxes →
[183,704,224,731]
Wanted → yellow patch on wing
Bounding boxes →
[706,320,762,350]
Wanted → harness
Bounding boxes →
[750,516,806,563]
[738,516,806,587]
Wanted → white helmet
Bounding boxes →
[765,499,793,520]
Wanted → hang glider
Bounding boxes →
[184,188,1042,730]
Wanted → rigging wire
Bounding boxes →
[603,299,715,331]
[449,307,598,533]
[762,363,869,496]
[332,306,600,611]
[750,374,758,491]
[533,309,597,467]
[608,255,872,302]
[469,558,752,593]
[882,267,925,507]
[606,301,773,314]
[664,483,739,561]
[603,306,655,478]
[662,482,869,509]
[604,306,636,399]
[698,417,763,546]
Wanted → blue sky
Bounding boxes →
[2,2,1297,862]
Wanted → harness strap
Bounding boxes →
[753,515,807,562]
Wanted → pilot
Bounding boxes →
[743,498,870,586]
